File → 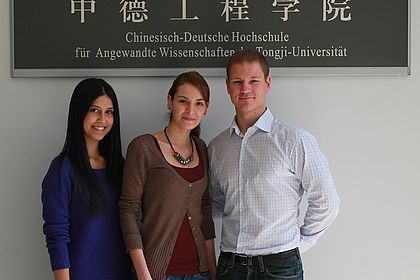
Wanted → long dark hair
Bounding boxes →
[167,71,210,137]
[59,78,124,214]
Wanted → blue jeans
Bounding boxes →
[216,250,304,280]
[165,271,211,280]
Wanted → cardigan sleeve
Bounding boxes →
[196,138,215,240]
[119,136,149,250]
[41,157,73,271]
[200,186,216,240]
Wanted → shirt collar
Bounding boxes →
[229,108,274,136]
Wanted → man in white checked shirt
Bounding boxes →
[208,50,340,280]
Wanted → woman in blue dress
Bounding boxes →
[41,78,131,280]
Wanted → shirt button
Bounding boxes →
[188,183,192,187]
[188,216,192,220]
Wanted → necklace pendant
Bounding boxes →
[164,127,195,166]
[174,152,194,165]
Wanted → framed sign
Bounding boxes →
[12,0,410,77]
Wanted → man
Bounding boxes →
[208,50,340,280]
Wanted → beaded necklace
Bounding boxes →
[164,127,194,165]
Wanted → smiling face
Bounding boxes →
[83,95,114,145]
[226,61,271,117]
[168,83,208,131]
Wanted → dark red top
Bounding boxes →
[152,136,204,275]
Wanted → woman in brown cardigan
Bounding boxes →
[119,71,216,280]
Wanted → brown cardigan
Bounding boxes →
[119,134,215,280]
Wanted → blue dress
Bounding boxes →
[41,156,131,280]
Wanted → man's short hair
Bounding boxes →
[226,50,270,79]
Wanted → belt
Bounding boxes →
[220,248,299,267]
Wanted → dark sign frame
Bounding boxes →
[11,0,411,77]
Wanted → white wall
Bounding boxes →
[1,1,419,280]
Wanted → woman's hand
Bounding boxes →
[53,268,70,280]
[129,249,153,280]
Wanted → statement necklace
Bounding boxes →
[164,127,194,165]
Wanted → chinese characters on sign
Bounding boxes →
[221,0,249,22]
[71,0,95,23]
[171,0,199,20]
[120,0,148,23]
[323,0,352,22]
[13,0,409,76]
[272,0,300,22]
[70,0,352,24]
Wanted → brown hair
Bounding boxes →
[226,49,270,79]
[168,71,210,137]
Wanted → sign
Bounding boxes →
[12,0,411,77]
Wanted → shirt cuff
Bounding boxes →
[49,246,70,271]
[299,236,316,253]
[123,233,144,251]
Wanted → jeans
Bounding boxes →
[216,250,304,280]
[165,271,211,280]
